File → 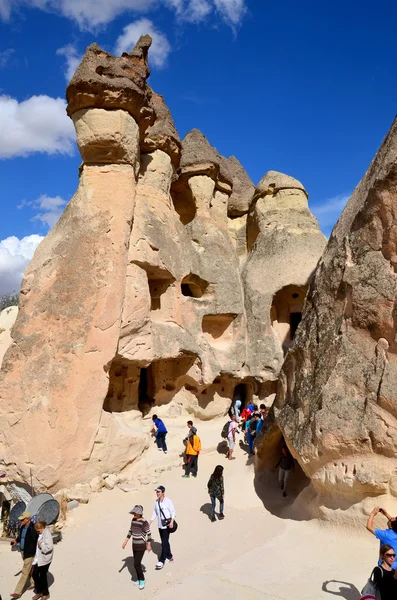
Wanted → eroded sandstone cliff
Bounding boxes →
[266,116,397,519]
[0,36,325,491]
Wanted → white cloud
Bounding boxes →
[311,193,350,237]
[0,48,15,68]
[0,94,75,159]
[31,195,67,228]
[0,235,43,294]
[115,18,171,68]
[213,0,246,25]
[1,0,247,29]
[56,44,81,81]
[0,0,12,20]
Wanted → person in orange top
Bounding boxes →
[183,427,201,478]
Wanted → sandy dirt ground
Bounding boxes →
[0,418,382,599]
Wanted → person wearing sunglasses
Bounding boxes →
[367,506,397,569]
[373,544,397,599]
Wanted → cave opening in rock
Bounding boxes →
[181,273,209,298]
[170,183,196,225]
[289,312,302,339]
[270,285,307,353]
[138,366,155,415]
[202,313,237,347]
[103,359,154,416]
[231,383,249,411]
[148,275,175,311]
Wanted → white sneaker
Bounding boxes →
[155,561,164,569]
[165,558,174,563]
[134,581,140,586]
[139,580,145,590]
[164,451,167,454]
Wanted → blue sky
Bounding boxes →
[0,0,396,293]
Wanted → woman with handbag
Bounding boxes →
[362,544,397,599]
[150,486,176,571]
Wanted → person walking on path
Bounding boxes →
[150,486,176,570]
[372,544,397,599]
[122,504,152,590]
[183,427,201,478]
[31,520,54,600]
[275,446,295,497]
[367,507,397,569]
[207,465,225,522]
[10,511,38,599]
[150,415,168,454]
[227,414,237,460]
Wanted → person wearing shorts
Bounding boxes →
[227,415,237,460]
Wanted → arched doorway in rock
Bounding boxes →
[228,382,253,416]
[270,285,307,354]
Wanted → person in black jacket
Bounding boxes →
[275,446,295,498]
[11,512,38,598]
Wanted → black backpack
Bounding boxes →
[221,421,231,439]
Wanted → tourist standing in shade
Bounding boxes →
[183,426,201,478]
[275,446,295,497]
[122,504,152,590]
[207,465,225,522]
[367,507,397,569]
[150,414,168,454]
[150,486,176,570]
[32,520,54,600]
[10,512,38,599]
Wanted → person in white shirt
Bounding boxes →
[150,486,176,570]
[227,414,238,460]
[32,520,54,600]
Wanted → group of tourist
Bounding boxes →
[364,506,397,598]
[10,512,54,599]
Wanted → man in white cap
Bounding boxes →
[10,512,38,598]
[150,486,176,570]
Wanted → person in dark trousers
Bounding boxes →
[275,446,295,497]
[32,520,54,600]
[183,427,201,477]
[150,486,176,570]
[122,504,152,590]
[207,465,225,522]
[11,511,38,598]
[150,415,168,454]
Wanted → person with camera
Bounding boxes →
[149,486,176,570]
[367,506,397,569]
[10,512,38,598]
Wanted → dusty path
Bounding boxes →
[0,418,380,599]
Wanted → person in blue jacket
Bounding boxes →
[150,415,168,454]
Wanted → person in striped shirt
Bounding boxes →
[122,505,152,590]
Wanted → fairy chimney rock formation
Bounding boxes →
[0,37,325,492]
[271,116,397,518]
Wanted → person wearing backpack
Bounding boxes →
[363,544,397,599]
[207,465,225,522]
[227,414,237,460]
